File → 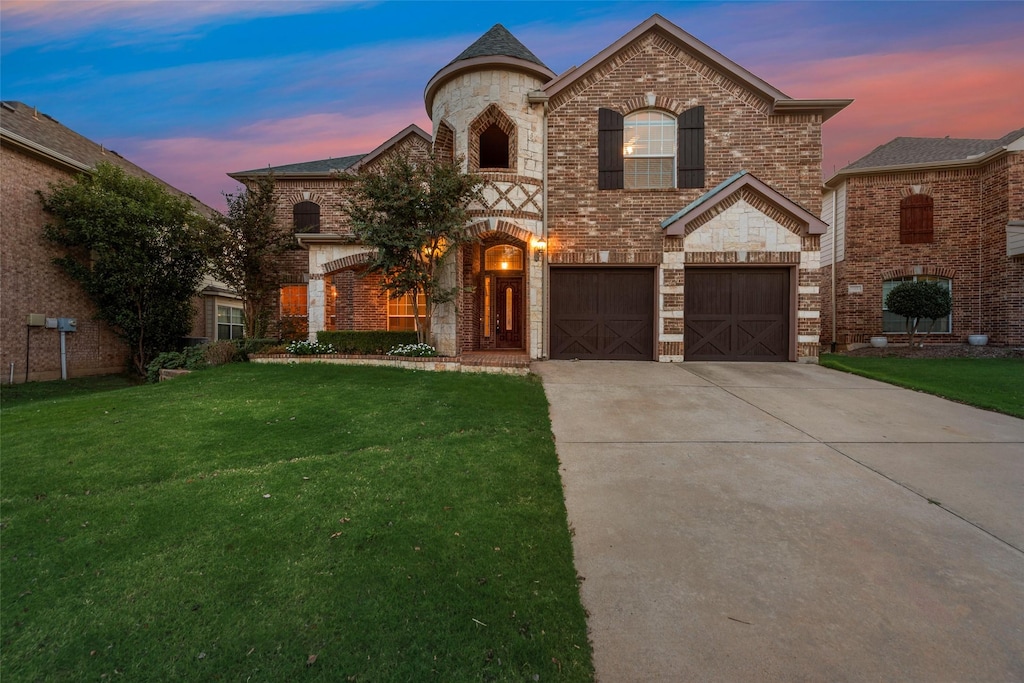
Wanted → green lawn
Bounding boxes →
[1,364,593,681]
[819,355,1024,418]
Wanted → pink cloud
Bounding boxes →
[115,106,433,211]
[766,38,1024,176]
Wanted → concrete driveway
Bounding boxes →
[533,361,1024,682]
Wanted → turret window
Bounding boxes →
[479,124,510,169]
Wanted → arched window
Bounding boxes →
[900,194,933,244]
[484,245,523,271]
[479,124,510,169]
[623,110,676,189]
[293,201,320,233]
[882,276,951,333]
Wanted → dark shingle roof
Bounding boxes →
[232,154,366,176]
[845,127,1024,170]
[0,100,214,214]
[448,24,547,69]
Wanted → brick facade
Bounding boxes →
[0,146,129,381]
[231,16,847,362]
[821,148,1023,348]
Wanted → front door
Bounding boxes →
[494,276,523,349]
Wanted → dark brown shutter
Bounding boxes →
[900,194,933,244]
[678,106,705,188]
[598,108,624,190]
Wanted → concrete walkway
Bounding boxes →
[533,361,1024,682]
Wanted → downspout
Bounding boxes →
[831,187,838,352]
[528,90,550,359]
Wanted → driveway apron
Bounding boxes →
[533,360,1024,682]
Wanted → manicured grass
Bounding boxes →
[819,354,1024,418]
[1,374,141,409]
[1,364,592,681]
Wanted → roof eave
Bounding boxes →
[1,128,92,174]
[663,171,827,236]
[424,56,556,114]
[824,144,1014,187]
[771,99,854,123]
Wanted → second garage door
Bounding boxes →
[550,268,655,360]
[685,268,791,361]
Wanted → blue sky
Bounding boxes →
[3,1,1022,209]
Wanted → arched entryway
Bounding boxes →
[472,237,527,351]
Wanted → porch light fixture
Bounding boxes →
[533,240,547,262]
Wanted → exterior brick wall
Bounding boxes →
[822,150,1022,347]
[546,32,826,361]
[1,146,128,382]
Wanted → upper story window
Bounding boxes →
[599,105,704,190]
[293,201,320,233]
[479,124,510,169]
[470,104,516,172]
[900,194,933,244]
[623,111,676,189]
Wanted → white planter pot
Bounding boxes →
[870,336,888,348]
[968,334,988,346]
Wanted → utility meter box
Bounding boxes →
[57,317,77,332]
[27,313,46,326]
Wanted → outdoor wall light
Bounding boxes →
[533,240,547,262]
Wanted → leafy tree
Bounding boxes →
[213,174,292,339]
[884,280,953,348]
[40,162,217,376]
[346,154,482,345]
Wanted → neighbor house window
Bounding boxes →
[387,292,426,331]
[280,284,308,318]
[294,201,321,233]
[900,194,933,244]
[217,305,244,340]
[882,276,951,333]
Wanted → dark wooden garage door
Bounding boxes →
[685,268,790,361]
[551,268,654,360]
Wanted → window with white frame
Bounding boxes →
[217,305,245,340]
[387,292,427,331]
[882,276,951,333]
[623,110,676,189]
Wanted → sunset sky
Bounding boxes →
[2,0,1021,210]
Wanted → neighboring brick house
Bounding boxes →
[821,128,1024,348]
[0,101,228,382]
[234,14,850,361]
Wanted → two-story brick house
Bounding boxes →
[233,14,851,361]
[821,129,1024,348]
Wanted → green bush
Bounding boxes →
[285,339,337,355]
[145,345,207,383]
[317,330,418,355]
[885,280,953,345]
[204,341,238,367]
[233,337,278,361]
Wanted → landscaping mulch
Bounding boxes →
[840,343,1024,359]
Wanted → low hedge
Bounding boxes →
[316,330,418,355]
